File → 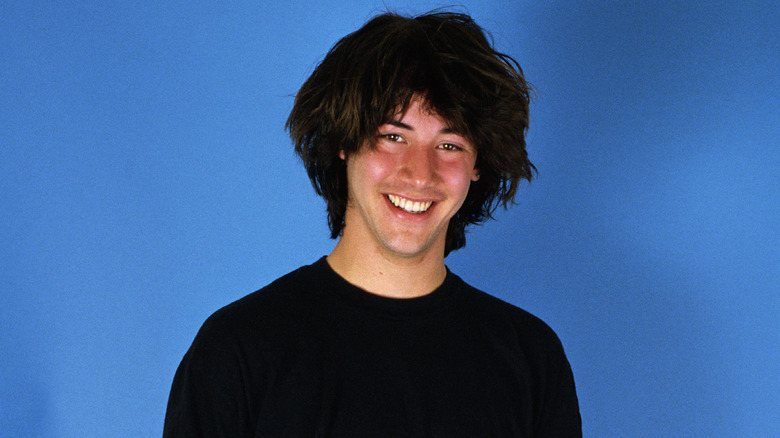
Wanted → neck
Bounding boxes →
[327,238,447,299]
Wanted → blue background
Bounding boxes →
[2,1,777,436]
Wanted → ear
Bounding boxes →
[471,168,480,182]
[339,150,346,160]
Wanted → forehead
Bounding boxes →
[386,95,463,133]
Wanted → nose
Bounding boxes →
[399,145,437,187]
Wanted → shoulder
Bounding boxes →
[193,259,328,351]
[455,277,581,433]
[457,278,557,334]
[164,262,328,436]
[454,276,569,361]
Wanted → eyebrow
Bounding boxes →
[383,120,463,136]
[385,120,413,130]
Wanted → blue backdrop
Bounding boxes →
[2,1,777,436]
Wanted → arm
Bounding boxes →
[534,334,582,437]
[163,316,254,438]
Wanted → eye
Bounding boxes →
[437,143,461,151]
[380,133,404,142]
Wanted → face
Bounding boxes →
[341,97,480,261]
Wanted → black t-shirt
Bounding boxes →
[164,258,581,437]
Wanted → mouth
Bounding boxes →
[387,194,433,214]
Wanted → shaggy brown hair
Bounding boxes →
[286,11,535,255]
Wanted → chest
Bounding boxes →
[249,315,536,437]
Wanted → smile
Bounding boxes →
[387,194,433,214]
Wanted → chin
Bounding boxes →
[381,237,441,259]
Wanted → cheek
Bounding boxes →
[358,153,397,181]
[443,161,478,187]
[346,153,393,195]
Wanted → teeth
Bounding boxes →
[387,194,433,214]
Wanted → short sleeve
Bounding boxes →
[534,331,582,437]
[163,315,254,438]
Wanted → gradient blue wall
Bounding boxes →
[2,1,777,436]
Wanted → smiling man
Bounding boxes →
[328,97,480,298]
[164,11,581,437]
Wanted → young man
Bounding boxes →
[164,11,581,437]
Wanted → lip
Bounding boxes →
[383,193,437,218]
[385,191,437,202]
